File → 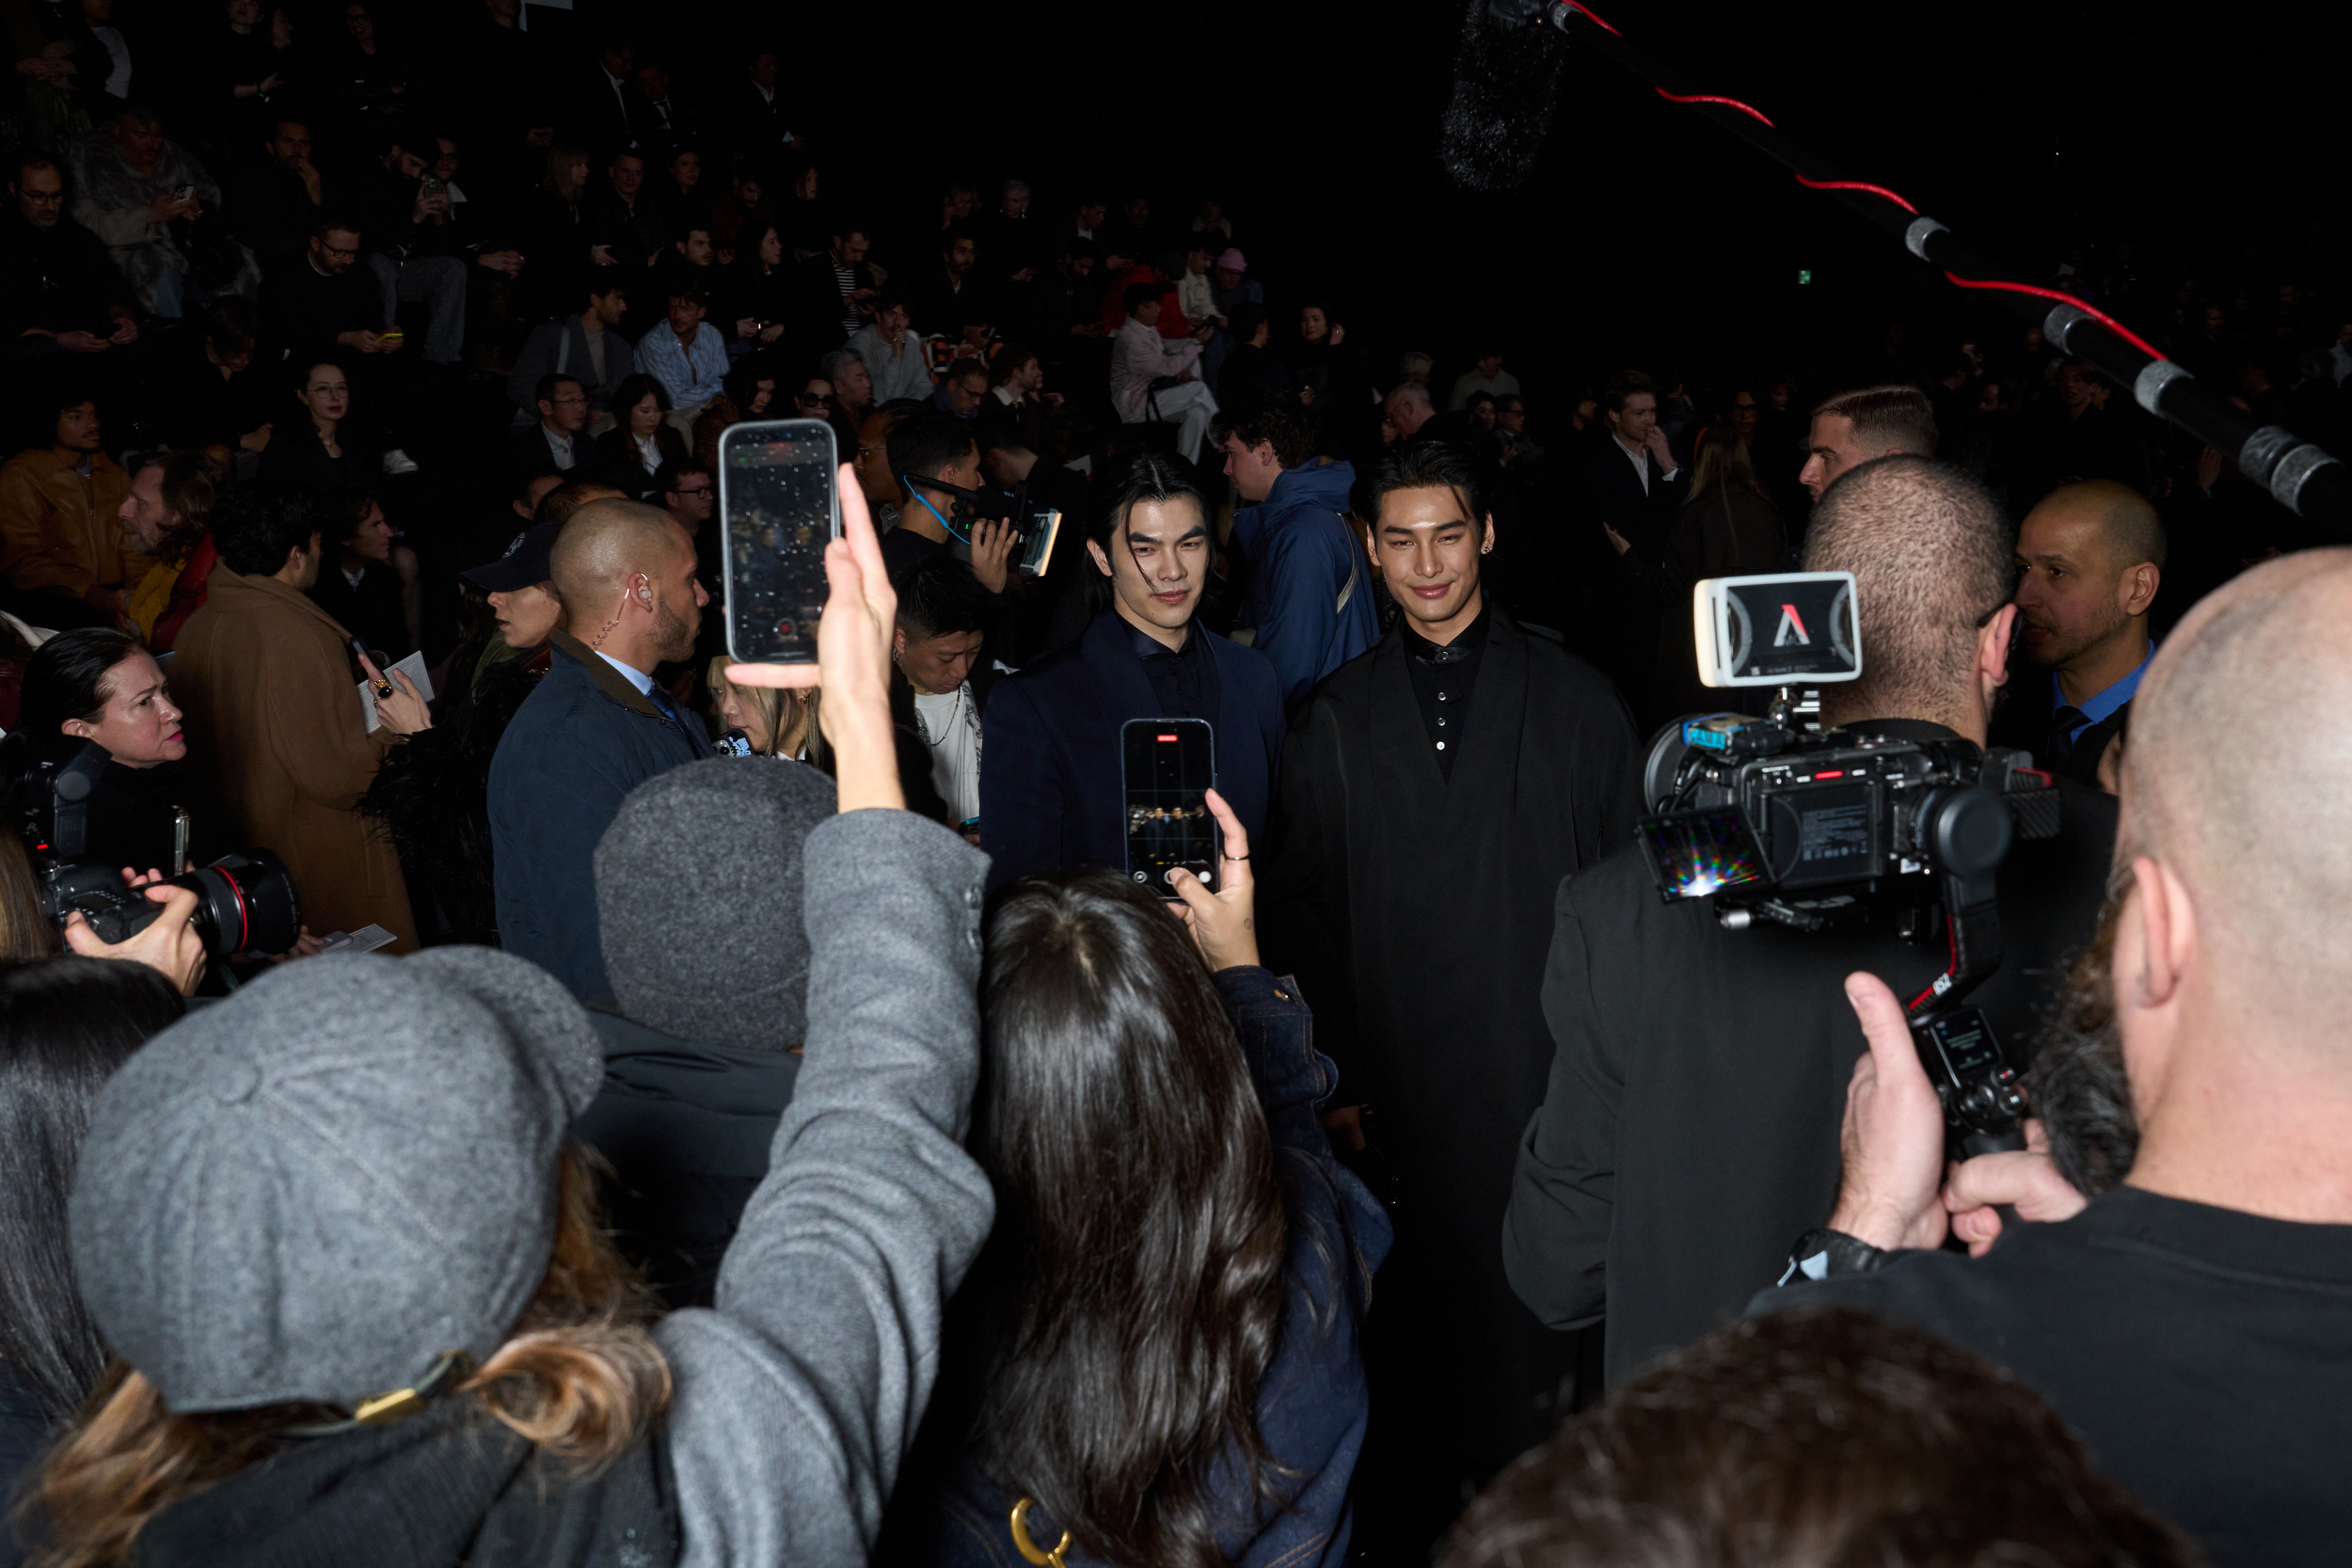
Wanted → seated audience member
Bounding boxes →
[0,626,218,876]
[332,126,469,366]
[153,299,274,459]
[258,358,383,492]
[510,372,594,482]
[930,357,991,420]
[170,485,427,952]
[980,455,1284,894]
[364,515,578,948]
[1218,399,1376,713]
[658,459,715,544]
[891,557,994,835]
[118,451,220,654]
[0,958,189,1519]
[1769,547,2352,1566]
[1503,459,2113,1392]
[36,520,993,1561]
[504,276,631,431]
[1441,1309,2197,1568]
[592,372,690,500]
[848,291,935,404]
[888,797,1388,1566]
[798,224,877,348]
[822,345,871,427]
[880,415,1014,594]
[981,345,1053,448]
[254,212,391,366]
[587,146,666,289]
[306,489,415,662]
[0,392,139,632]
[1210,247,1259,319]
[710,655,814,760]
[68,100,231,317]
[1798,383,1938,501]
[573,756,835,1307]
[1447,350,1519,412]
[488,498,709,998]
[0,154,140,359]
[632,282,728,437]
[223,119,325,261]
[1111,281,1219,464]
[1993,480,2165,788]
[1215,303,1291,409]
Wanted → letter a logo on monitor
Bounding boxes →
[1774,603,1811,646]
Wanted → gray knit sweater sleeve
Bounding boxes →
[657,809,995,1567]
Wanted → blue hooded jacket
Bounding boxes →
[1232,460,1378,712]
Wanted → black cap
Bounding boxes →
[460,517,563,594]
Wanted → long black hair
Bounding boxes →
[961,870,1287,1568]
[0,957,183,1421]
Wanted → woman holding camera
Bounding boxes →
[886,791,1391,1568]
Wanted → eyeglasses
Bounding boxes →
[798,392,833,406]
[320,242,358,260]
[675,484,713,499]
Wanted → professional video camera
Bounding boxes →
[14,741,300,958]
[892,470,1064,577]
[1635,573,2060,1156]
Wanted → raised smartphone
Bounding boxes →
[1121,717,1217,894]
[721,419,841,664]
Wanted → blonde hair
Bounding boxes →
[27,1148,668,1568]
[707,657,814,760]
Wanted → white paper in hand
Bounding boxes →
[359,650,434,735]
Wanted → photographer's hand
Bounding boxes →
[1168,789,1259,972]
[969,517,1015,594]
[730,467,902,814]
[65,875,206,996]
[1944,1120,2087,1256]
[1826,972,1950,1252]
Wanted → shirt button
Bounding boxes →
[1438,692,1448,702]
[1437,741,1447,751]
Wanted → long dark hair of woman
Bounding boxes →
[964,871,1288,1568]
[0,958,184,1423]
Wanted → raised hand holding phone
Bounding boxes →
[1167,789,1258,972]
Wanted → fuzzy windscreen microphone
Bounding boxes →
[1438,0,1571,191]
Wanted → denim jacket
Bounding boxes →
[912,966,1392,1568]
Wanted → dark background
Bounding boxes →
[139,0,2352,404]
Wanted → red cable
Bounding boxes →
[1561,0,1622,34]
[1792,174,1917,214]
[1655,87,1773,128]
[1940,273,2167,362]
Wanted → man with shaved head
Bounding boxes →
[1768,549,2352,1564]
[1995,479,2165,788]
[488,497,710,997]
[1506,455,2115,1391]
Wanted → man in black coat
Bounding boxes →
[1503,457,2114,1389]
[254,213,387,366]
[0,154,138,359]
[1992,479,2164,787]
[223,119,325,263]
[574,756,830,1309]
[1565,371,1690,705]
[1261,439,1642,1555]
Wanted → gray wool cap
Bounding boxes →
[594,755,836,1051]
[68,947,603,1414]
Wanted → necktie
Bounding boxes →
[647,684,705,755]
[2047,705,2090,769]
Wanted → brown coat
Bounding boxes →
[0,447,145,610]
[171,565,417,952]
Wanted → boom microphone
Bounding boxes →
[1438,0,1570,190]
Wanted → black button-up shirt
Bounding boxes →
[1401,602,1491,780]
[1130,619,1208,718]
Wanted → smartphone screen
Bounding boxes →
[721,420,840,664]
[1121,718,1217,894]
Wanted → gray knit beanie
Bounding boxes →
[594,755,836,1051]
[67,947,603,1414]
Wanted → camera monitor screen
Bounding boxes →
[721,419,841,665]
[1639,806,1768,901]
[1693,572,1861,688]
[1122,717,1218,894]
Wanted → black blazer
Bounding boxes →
[589,423,690,500]
[258,422,378,495]
[509,422,594,484]
[1571,432,1691,559]
[978,610,1286,895]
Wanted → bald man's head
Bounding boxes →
[550,498,691,618]
[2014,482,2166,675]
[1802,455,2013,733]
[2122,549,2352,1023]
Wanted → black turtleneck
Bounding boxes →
[1400,599,1491,779]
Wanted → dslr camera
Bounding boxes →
[15,741,300,958]
[893,469,1064,577]
[1636,574,2060,1157]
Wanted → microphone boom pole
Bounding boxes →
[1488,0,2352,528]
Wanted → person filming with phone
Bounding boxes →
[1502,456,2116,1396]
[980,452,1283,895]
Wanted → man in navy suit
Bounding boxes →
[980,453,1284,895]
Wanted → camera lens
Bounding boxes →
[172,849,302,958]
